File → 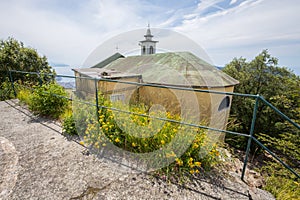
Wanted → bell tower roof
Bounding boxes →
[144,24,153,39]
[140,24,158,43]
[139,24,158,55]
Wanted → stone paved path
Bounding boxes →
[0,100,274,200]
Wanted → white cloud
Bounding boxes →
[0,0,159,66]
[0,0,299,74]
[196,0,224,13]
[230,0,238,5]
[0,0,178,66]
[0,1,100,66]
[173,0,300,73]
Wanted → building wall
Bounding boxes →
[137,86,233,118]
[74,72,96,98]
[136,85,235,142]
[74,75,235,142]
[74,73,140,101]
[99,77,140,103]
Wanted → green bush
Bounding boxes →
[0,78,15,100]
[264,176,299,200]
[62,114,78,135]
[28,83,68,119]
[72,98,97,137]
[17,86,32,105]
[261,163,300,200]
[258,121,300,200]
[0,38,55,85]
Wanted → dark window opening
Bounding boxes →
[149,46,154,54]
[218,96,230,111]
[142,46,146,54]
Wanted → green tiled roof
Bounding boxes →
[103,52,239,87]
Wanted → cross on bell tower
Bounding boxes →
[139,24,158,55]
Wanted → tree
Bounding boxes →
[223,50,300,199]
[223,50,300,149]
[0,37,54,85]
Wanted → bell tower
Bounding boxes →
[139,24,158,55]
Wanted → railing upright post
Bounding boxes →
[95,79,100,133]
[38,73,43,86]
[9,70,17,97]
[241,94,260,181]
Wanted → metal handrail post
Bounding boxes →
[38,72,43,86]
[241,94,260,180]
[9,70,17,97]
[94,79,100,135]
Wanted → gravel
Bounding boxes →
[0,99,275,200]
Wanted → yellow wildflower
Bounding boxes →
[79,141,84,145]
[166,151,176,158]
[194,162,201,167]
[115,137,120,143]
[175,158,183,166]
[132,142,137,147]
[161,140,165,145]
[192,143,199,149]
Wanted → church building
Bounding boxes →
[72,26,239,140]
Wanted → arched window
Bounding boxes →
[142,46,146,55]
[218,96,230,111]
[149,46,154,54]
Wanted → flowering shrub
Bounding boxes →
[17,85,32,105]
[62,114,78,135]
[81,94,220,180]
[28,83,68,119]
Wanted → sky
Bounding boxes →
[0,0,300,75]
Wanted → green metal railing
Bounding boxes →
[7,70,300,181]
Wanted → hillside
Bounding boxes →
[0,99,274,199]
